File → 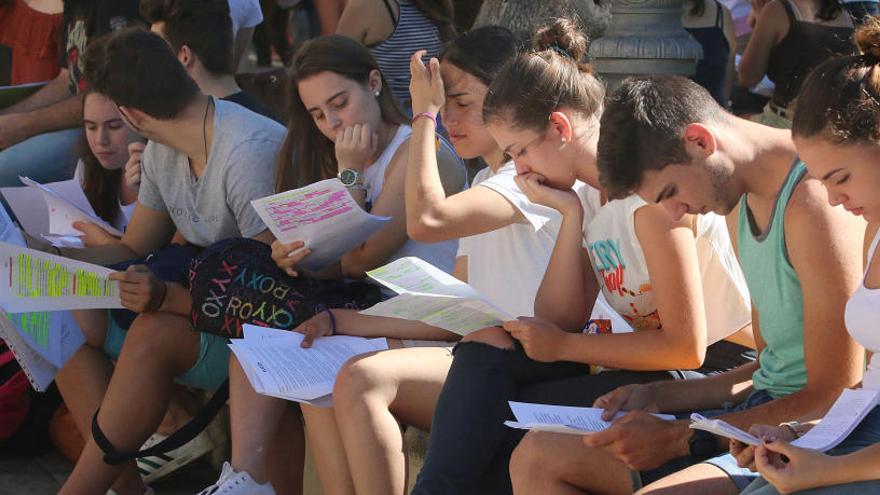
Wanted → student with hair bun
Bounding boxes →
[738,18,880,495]
[412,18,753,494]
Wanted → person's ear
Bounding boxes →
[177,45,194,70]
[368,69,383,96]
[548,111,574,144]
[682,123,717,158]
[118,106,148,133]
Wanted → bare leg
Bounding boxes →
[636,463,737,495]
[302,404,355,495]
[56,310,147,495]
[510,432,634,495]
[229,354,305,493]
[333,347,452,495]
[58,313,200,495]
[266,407,305,495]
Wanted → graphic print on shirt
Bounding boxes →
[588,238,660,331]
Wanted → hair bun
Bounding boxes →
[533,18,590,62]
[855,16,880,60]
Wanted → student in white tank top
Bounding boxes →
[738,31,880,494]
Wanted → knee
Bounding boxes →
[333,356,386,407]
[118,313,184,366]
[509,432,551,488]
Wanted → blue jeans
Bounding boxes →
[0,128,79,187]
[740,405,880,494]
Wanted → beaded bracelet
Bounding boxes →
[412,111,437,128]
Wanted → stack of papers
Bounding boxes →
[360,257,513,335]
[505,401,675,435]
[690,388,880,451]
[228,325,388,406]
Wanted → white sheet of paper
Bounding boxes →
[251,178,391,272]
[20,177,122,237]
[791,388,880,451]
[361,257,513,336]
[360,293,510,335]
[505,401,676,435]
[366,257,479,298]
[0,242,123,312]
[587,292,634,334]
[229,325,388,403]
[689,413,762,446]
[0,309,57,391]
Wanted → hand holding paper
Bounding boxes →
[251,178,391,272]
[0,242,123,312]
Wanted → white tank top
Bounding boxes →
[844,228,880,391]
[362,125,462,273]
[585,194,750,343]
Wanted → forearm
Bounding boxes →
[334,309,458,340]
[721,383,846,430]
[15,94,83,136]
[534,209,591,329]
[58,243,140,266]
[405,117,449,242]
[834,443,880,485]
[557,328,705,371]
[1,73,72,114]
[158,283,191,317]
[650,360,759,413]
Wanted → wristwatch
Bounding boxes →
[337,168,365,189]
[688,429,718,460]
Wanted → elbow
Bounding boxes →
[666,341,706,370]
[406,214,448,243]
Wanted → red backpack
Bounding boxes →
[0,340,30,441]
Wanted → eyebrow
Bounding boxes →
[446,91,468,97]
[821,168,844,181]
[84,118,123,125]
[655,185,672,203]
[306,90,346,113]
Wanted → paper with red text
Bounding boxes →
[251,178,391,271]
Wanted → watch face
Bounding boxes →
[339,169,357,186]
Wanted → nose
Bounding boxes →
[514,159,531,176]
[441,106,458,126]
[826,186,847,208]
[661,199,688,221]
[97,126,111,145]
[326,110,342,131]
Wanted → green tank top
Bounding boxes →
[738,161,807,398]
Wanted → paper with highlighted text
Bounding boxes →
[251,178,391,272]
[360,257,513,335]
[0,242,123,312]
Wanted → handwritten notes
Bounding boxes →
[360,257,512,335]
[228,324,388,405]
[251,179,391,272]
[505,401,675,435]
[0,242,122,312]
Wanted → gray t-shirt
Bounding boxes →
[139,98,285,247]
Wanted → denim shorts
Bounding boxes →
[631,390,776,490]
[741,405,880,495]
[101,310,230,391]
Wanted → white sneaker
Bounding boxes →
[136,430,215,483]
[197,462,276,495]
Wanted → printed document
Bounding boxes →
[690,388,880,451]
[251,178,391,271]
[229,325,388,405]
[0,242,123,312]
[360,257,513,335]
[505,401,676,435]
[20,177,123,237]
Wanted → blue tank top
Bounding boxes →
[685,0,730,106]
[370,0,445,105]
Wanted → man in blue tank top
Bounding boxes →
[508,76,866,495]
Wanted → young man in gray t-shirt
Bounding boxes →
[50,30,285,495]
